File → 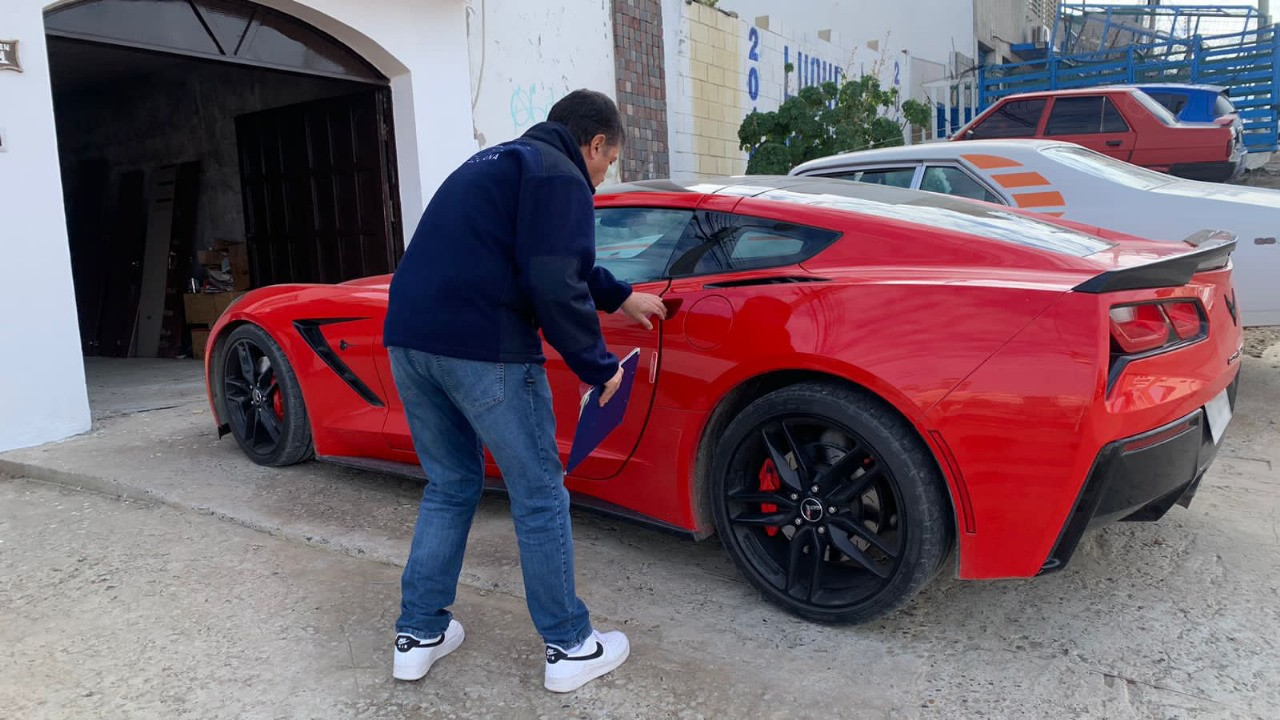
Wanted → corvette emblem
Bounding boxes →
[800,498,824,523]
[1224,290,1238,326]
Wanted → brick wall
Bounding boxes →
[613,0,670,181]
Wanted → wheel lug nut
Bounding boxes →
[790,493,799,501]
[794,518,802,526]
[810,485,819,493]
[817,526,826,534]
[828,506,837,514]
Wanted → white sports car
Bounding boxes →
[791,139,1278,326]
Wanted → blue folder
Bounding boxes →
[566,348,640,473]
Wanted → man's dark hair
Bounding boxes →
[548,89,625,147]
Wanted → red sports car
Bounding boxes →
[205,177,1243,623]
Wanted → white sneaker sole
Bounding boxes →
[392,625,465,681]
[543,642,631,693]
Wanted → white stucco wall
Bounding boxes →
[463,0,619,181]
[0,6,91,452]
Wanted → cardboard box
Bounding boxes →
[191,329,210,360]
[183,292,220,326]
[184,290,249,327]
[197,249,225,266]
[213,290,248,315]
[226,243,250,290]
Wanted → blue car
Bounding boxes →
[1133,83,1238,124]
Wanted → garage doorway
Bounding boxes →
[46,0,403,358]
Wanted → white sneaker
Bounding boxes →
[543,629,630,693]
[392,620,465,681]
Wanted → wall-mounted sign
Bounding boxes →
[0,40,21,73]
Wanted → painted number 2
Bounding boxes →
[747,27,760,101]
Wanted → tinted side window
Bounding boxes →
[1046,96,1128,135]
[920,166,1004,204]
[830,167,917,188]
[969,99,1046,138]
[1102,98,1129,132]
[1214,95,1236,116]
[593,207,694,283]
[1145,91,1186,115]
[667,212,841,277]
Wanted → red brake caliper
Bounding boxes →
[759,459,782,537]
[272,389,284,418]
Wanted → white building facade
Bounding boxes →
[1,0,972,452]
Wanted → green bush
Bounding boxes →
[738,74,932,175]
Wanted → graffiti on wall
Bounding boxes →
[510,83,560,135]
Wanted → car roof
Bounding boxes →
[600,174,999,207]
[787,139,1070,174]
[996,86,1143,100]
[1125,83,1227,94]
[596,174,1117,258]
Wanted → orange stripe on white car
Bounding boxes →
[962,154,1066,214]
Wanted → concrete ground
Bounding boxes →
[3,342,1280,719]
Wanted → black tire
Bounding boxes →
[212,323,314,467]
[710,382,952,624]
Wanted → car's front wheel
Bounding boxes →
[710,382,953,624]
[212,323,314,467]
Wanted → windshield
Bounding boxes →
[1131,89,1181,126]
[1041,145,1174,190]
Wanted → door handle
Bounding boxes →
[1105,140,1123,147]
[662,298,684,318]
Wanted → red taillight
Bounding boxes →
[1110,303,1171,353]
[1162,300,1202,339]
[1109,300,1205,355]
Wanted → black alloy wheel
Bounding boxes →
[711,383,952,624]
[214,323,313,467]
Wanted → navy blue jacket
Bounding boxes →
[383,122,631,386]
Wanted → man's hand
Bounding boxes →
[598,365,625,406]
[619,292,667,330]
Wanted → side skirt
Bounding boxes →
[316,454,698,539]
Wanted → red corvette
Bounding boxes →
[205,177,1243,623]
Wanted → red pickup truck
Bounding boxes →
[954,87,1245,182]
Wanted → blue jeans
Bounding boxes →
[387,346,592,649]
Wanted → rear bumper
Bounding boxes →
[1168,160,1241,183]
[1039,369,1239,574]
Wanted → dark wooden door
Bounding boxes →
[158,161,201,358]
[235,88,402,286]
[96,170,149,358]
[64,157,110,355]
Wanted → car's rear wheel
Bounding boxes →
[710,382,952,624]
[213,323,313,467]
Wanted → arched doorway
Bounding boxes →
[47,0,404,358]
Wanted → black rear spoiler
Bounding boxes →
[1073,231,1237,294]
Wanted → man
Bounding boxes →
[382,89,666,693]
